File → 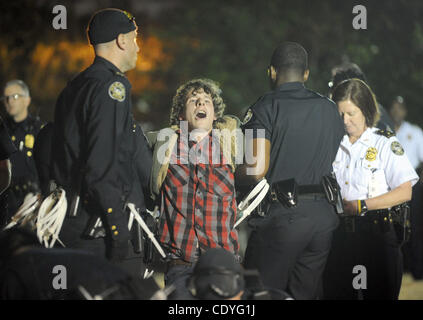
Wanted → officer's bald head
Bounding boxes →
[270,42,309,85]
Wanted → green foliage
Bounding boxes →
[1,0,423,128]
[148,0,423,127]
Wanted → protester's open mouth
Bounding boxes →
[195,110,207,119]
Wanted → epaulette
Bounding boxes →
[376,129,395,138]
[116,71,126,77]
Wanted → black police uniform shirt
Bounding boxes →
[127,122,152,212]
[0,118,16,160]
[241,82,345,185]
[4,114,43,188]
[33,122,54,196]
[51,56,146,241]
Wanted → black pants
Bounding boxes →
[165,264,195,300]
[244,198,338,300]
[322,217,402,300]
[0,188,22,226]
[59,210,146,279]
[402,182,423,279]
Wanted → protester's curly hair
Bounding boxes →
[169,79,226,126]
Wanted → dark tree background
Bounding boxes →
[1,0,422,129]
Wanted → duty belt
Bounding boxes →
[341,211,394,234]
[10,180,39,194]
[340,203,410,242]
[268,183,326,204]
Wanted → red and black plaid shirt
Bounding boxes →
[159,130,239,262]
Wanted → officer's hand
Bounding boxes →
[342,200,358,216]
[109,237,130,262]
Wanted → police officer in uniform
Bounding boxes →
[51,8,151,277]
[328,62,394,132]
[1,80,43,224]
[236,42,345,299]
[322,79,418,299]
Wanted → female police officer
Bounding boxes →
[322,79,419,300]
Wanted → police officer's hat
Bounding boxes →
[87,8,137,45]
[187,248,245,300]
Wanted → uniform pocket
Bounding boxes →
[360,159,388,197]
[361,159,380,171]
[358,158,380,180]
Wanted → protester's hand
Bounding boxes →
[342,199,358,216]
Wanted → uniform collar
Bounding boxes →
[276,81,305,92]
[6,114,32,129]
[93,56,125,76]
[341,127,375,149]
[397,121,410,133]
[357,127,375,147]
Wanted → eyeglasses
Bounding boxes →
[123,10,135,22]
[2,93,27,103]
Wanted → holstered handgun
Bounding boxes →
[391,202,411,246]
[272,178,298,208]
[322,173,344,214]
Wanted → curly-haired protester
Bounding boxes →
[147,78,240,299]
[322,79,418,300]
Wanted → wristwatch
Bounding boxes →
[357,199,368,216]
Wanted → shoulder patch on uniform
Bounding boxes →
[376,129,395,138]
[391,141,404,156]
[108,81,126,102]
[242,109,253,125]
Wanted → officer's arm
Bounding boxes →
[0,159,11,195]
[364,181,412,210]
[84,80,131,241]
[0,118,16,194]
[362,136,416,210]
[235,138,270,186]
[134,124,152,190]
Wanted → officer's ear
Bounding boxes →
[303,69,310,82]
[269,66,277,82]
[116,33,126,50]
